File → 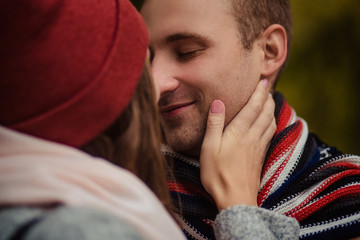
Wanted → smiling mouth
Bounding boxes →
[161,102,195,118]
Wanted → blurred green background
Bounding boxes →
[132,0,360,155]
[280,1,360,155]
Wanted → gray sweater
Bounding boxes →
[0,205,299,240]
[214,205,299,240]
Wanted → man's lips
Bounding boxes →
[160,102,195,118]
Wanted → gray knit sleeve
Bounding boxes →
[213,205,299,240]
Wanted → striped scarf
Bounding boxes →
[163,92,360,240]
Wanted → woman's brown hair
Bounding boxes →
[81,60,172,213]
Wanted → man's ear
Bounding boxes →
[260,24,287,79]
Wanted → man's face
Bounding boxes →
[141,0,263,156]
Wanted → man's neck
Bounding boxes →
[176,146,201,159]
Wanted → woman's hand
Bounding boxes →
[200,79,276,211]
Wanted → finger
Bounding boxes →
[201,100,226,155]
[237,79,271,125]
[228,79,271,132]
[250,95,276,137]
[261,117,277,147]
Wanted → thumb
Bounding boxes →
[201,100,225,154]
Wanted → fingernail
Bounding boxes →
[269,93,273,98]
[211,100,224,114]
[262,79,268,88]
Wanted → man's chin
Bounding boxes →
[162,115,206,157]
[174,145,202,158]
[164,132,204,158]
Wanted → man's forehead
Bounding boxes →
[142,1,235,48]
[149,32,210,47]
[141,0,234,30]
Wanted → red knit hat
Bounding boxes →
[0,0,148,147]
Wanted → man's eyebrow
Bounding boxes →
[164,33,209,44]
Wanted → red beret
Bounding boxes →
[0,0,148,147]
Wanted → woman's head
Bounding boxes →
[0,0,148,147]
[0,0,172,210]
[81,61,172,211]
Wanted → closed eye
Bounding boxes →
[177,49,204,60]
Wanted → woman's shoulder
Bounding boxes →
[0,206,144,240]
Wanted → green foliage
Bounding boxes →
[278,0,360,154]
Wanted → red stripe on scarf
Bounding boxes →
[168,182,214,202]
[262,120,303,177]
[321,162,360,171]
[258,121,303,205]
[276,99,293,135]
[291,184,360,221]
[285,169,360,218]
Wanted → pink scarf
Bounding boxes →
[0,126,185,240]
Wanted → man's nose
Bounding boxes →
[151,56,180,96]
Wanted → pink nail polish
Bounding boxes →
[211,100,224,114]
[262,79,268,88]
